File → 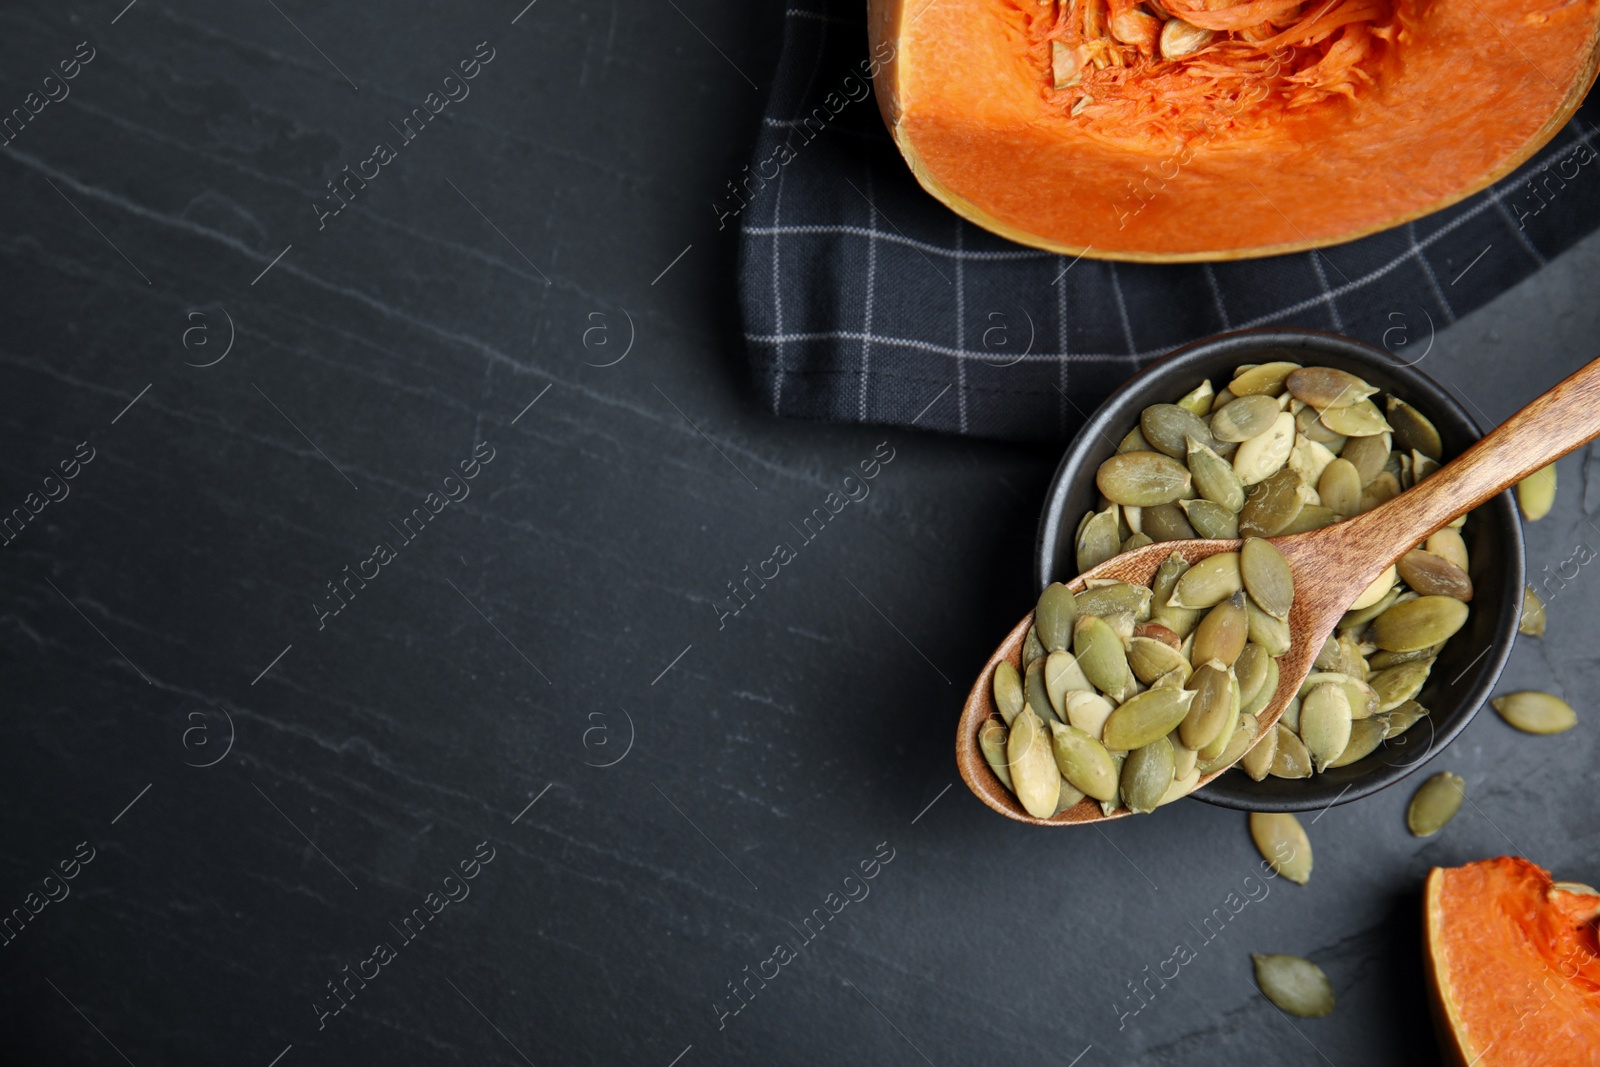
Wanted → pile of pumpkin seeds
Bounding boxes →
[980,535,1298,818]
[1072,360,1478,781]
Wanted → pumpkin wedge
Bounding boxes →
[868,0,1600,261]
[1424,857,1600,1066]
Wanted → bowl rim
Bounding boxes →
[1032,327,1525,813]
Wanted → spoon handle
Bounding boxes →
[1339,354,1600,554]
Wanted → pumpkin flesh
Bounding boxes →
[869,0,1600,260]
[1424,856,1600,1066]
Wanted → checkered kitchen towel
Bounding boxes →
[737,1,1600,442]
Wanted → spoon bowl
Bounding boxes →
[960,330,1600,825]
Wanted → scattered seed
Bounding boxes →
[1252,953,1334,1016]
[1491,691,1577,735]
[1249,812,1312,884]
[1407,771,1465,836]
[1518,463,1557,521]
[1519,586,1547,638]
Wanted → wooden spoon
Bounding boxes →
[958,356,1600,825]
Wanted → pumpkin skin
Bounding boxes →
[1424,857,1600,1067]
[868,0,1600,261]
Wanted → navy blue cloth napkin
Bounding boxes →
[737,0,1600,442]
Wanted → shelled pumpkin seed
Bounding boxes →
[1407,771,1466,836]
[1252,953,1335,1017]
[1490,691,1577,735]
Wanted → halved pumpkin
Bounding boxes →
[868,0,1600,261]
[1424,856,1600,1066]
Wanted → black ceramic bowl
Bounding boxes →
[1034,329,1524,813]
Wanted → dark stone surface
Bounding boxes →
[1,2,1597,1064]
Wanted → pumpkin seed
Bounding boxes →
[1133,621,1182,648]
[1372,595,1470,651]
[1411,450,1440,484]
[1381,700,1428,738]
[1007,711,1061,818]
[1211,394,1282,441]
[1240,537,1294,621]
[1076,582,1153,620]
[1397,549,1473,601]
[1044,650,1093,714]
[1279,695,1301,733]
[1101,753,1124,815]
[1232,411,1296,485]
[1349,565,1398,611]
[1050,39,1082,88]
[1269,723,1313,778]
[1339,585,1399,631]
[1519,586,1547,637]
[1150,550,1188,604]
[1369,659,1433,712]
[1316,458,1362,517]
[1169,727,1199,772]
[1192,592,1249,668]
[1022,625,1046,667]
[1425,527,1469,571]
[1198,713,1256,774]
[1170,551,1242,609]
[1035,582,1078,652]
[1249,812,1312,884]
[1054,776,1087,815]
[1180,498,1240,539]
[1229,361,1301,397]
[993,660,1024,724]
[1180,662,1236,750]
[1141,403,1214,459]
[978,719,1013,789]
[1295,404,1347,446]
[1319,397,1392,437]
[1518,463,1557,521]
[1327,716,1386,768]
[1286,366,1376,409]
[1300,684,1353,773]
[1121,736,1176,814]
[1237,468,1305,538]
[1176,379,1215,416]
[1288,434,1338,487]
[1198,673,1242,760]
[1187,438,1247,511]
[1025,657,1058,723]
[1367,644,1441,670]
[1076,506,1122,573]
[1244,596,1291,656]
[1103,687,1196,751]
[1210,386,1236,412]
[1386,396,1442,460]
[1048,721,1121,801]
[1118,426,1151,453]
[1358,471,1401,512]
[1074,615,1131,699]
[1407,771,1465,836]
[1141,501,1198,542]
[1339,432,1392,484]
[1491,691,1577,735]
[1129,636,1192,686]
[1279,505,1340,535]
[1097,451,1193,507]
[1065,689,1116,741]
[1234,642,1270,707]
[1158,767,1201,806]
[1241,655,1280,718]
[1314,634,1342,672]
[1297,672,1379,719]
[1252,953,1334,1017]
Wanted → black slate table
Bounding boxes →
[4,2,1599,1064]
